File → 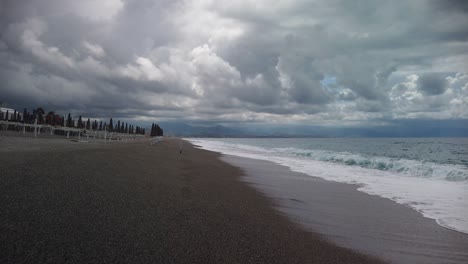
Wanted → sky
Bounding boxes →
[0,0,467,136]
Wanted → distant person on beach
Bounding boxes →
[179,140,183,154]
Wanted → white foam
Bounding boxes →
[188,138,468,234]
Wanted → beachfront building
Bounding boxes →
[0,107,22,121]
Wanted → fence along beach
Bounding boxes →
[0,107,159,141]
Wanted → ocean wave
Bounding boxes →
[285,148,468,182]
[189,139,468,182]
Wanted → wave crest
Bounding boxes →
[288,148,468,182]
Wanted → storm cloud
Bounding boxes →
[417,73,448,95]
[0,0,467,129]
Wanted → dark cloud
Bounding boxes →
[432,0,468,14]
[0,0,467,127]
[417,73,448,95]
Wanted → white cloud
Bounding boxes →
[19,19,74,68]
[135,57,164,81]
[82,41,105,58]
[389,73,468,119]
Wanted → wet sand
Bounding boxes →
[222,155,468,264]
[0,135,385,263]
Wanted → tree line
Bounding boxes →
[0,107,164,135]
[150,123,163,137]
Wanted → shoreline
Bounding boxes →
[185,137,468,236]
[218,153,468,264]
[0,135,385,263]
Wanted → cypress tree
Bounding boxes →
[5,110,9,121]
[117,120,120,132]
[109,118,113,132]
[156,125,162,136]
[66,113,71,127]
[86,118,90,129]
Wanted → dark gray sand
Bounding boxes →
[0,135,385,263]
[222,155,468,264]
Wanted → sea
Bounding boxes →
[187,137,468,234]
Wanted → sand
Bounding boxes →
[0,135,385,263]
[223,155,468,264]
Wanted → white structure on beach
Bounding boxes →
[0,107,17,120]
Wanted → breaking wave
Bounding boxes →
[287,148,468,182]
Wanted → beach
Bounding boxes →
[224,155,468,264]
[0,135,385,263]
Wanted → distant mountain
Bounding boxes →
[158,119,468,138]
[159,123,243,137]
[159,122,328,138]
